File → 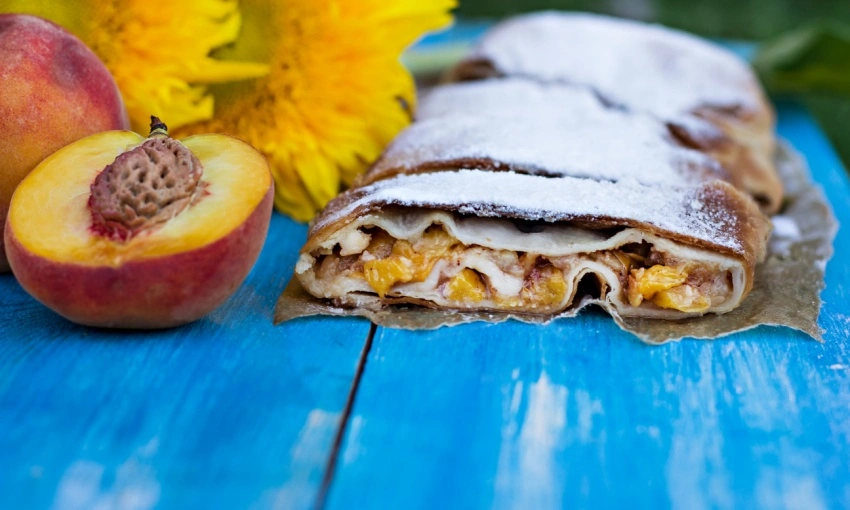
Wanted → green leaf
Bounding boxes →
[753,21,850,97]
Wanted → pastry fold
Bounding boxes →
[447,12,782,213]
[359,79,736,189]
[296,171,770,319]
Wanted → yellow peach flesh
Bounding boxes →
[446,269,487,303]
[9,131,272,266]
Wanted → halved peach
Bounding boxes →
[5,119,273,328]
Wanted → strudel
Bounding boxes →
[293,13,775,320]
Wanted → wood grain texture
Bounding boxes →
[323,103,850,510]
[0,215,371,509]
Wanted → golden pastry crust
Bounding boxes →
[306,176,767,268]
[356,80,741,193]
[446,13,783,213]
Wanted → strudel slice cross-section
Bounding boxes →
[296,171,770,319]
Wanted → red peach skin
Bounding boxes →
[0,14,129,271]
[5,188,273,329]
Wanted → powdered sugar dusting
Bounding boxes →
[374,80,727,187]
[771,216,800,240]
[316,170,744,253]
[471,12,760,121]
[418,78,597,120]
[768,215,802,256]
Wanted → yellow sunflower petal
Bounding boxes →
[3,0,270,132]
[176,0,456,221]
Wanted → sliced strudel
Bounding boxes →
[296,171,770,319]
[294,13,775,322]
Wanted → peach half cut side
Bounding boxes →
[5,130,274,329]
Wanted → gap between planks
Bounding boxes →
[314,323,378,510]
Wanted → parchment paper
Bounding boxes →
[274,143,837,344]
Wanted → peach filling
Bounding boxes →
[627,265,712,313]
[362,227,450,296]
[618,243,724,313]
[314,226,731,313]
[446,269,487,303]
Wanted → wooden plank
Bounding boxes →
[0,215,371,509]
[323,103,850,510]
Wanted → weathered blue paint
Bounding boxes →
[0,217,371,509]
[324,103,850,510]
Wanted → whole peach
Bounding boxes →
[0,14,129,271]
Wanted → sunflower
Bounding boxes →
[1,0,269,132]
[175,0,456,221]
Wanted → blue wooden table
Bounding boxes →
[2,34,849,510]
